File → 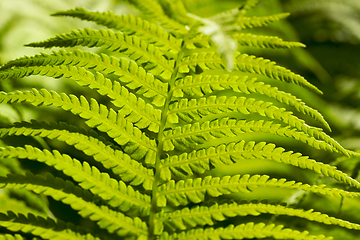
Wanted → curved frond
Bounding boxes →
[0,49,168,107]
[25,28,174,79]
[168,95,321,133]
[0,145,151,215]
[236,13,290,29]
[161,222,331,240]
[51,7,182,56]
[179,52,323,94]
[167,95,347,156]
[162,118,347,155]
[0,89,157,162]
[0,121,154,190]
[160,201,360,231]
[173,74,330,130]
[0,173,148,238]
[161,140,360,188]
[0,64,161,132]
[157,174,360,207]
[0,211,100,240]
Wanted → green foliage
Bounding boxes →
[0,1,359,239]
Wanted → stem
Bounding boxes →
[147,40,187,240]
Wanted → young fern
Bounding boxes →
[0,1,359,240]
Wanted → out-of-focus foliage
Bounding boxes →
[0,0,137,63]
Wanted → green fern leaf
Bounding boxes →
[0,173,148,238]
[0,49,168,107]
[0,145,151,215]
[0,121,154,190]
[160,201,360,231]
[167,95,347,156]
[0,234,25,240]
[161,222,332,240]
[236,13,291,29]
[162,118,347,155]
[157,174,360,207]
[179,52,323,94]
[51,7,182,56]
[0,89,157,163]
[186,33,305,50]
[161,140,360,187]
[173,74,330,130]
[168,95,318,130]
[0,211,101,240]
[25,28,174,79]
[232,33,306,49]
[0,64,161,132]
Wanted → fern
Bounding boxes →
[159,201,360,231]
[0,1,359,240]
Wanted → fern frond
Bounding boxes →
[25,28,174,79]
[0,173,148,238]
[157,174,360,207]
[232,33,306,49]
[161,222,331,240]
[168,95,317,130]
[0,49,168,107]
[0,211,101,240]
[160,201,360,231]
[0,145,151,215]
[173,74,330,130]
[179,52,322,94]
[167,95,346,156]
[236,13,290,29]
[186,33,305,50]
[162,118,347,155]
[0,89,157,162]
[0,64,161,132]
[51,7,182,56]
[0,121,154,190]
[126,0,188,34]
[0,234,25,240]
[161,140,360,188]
